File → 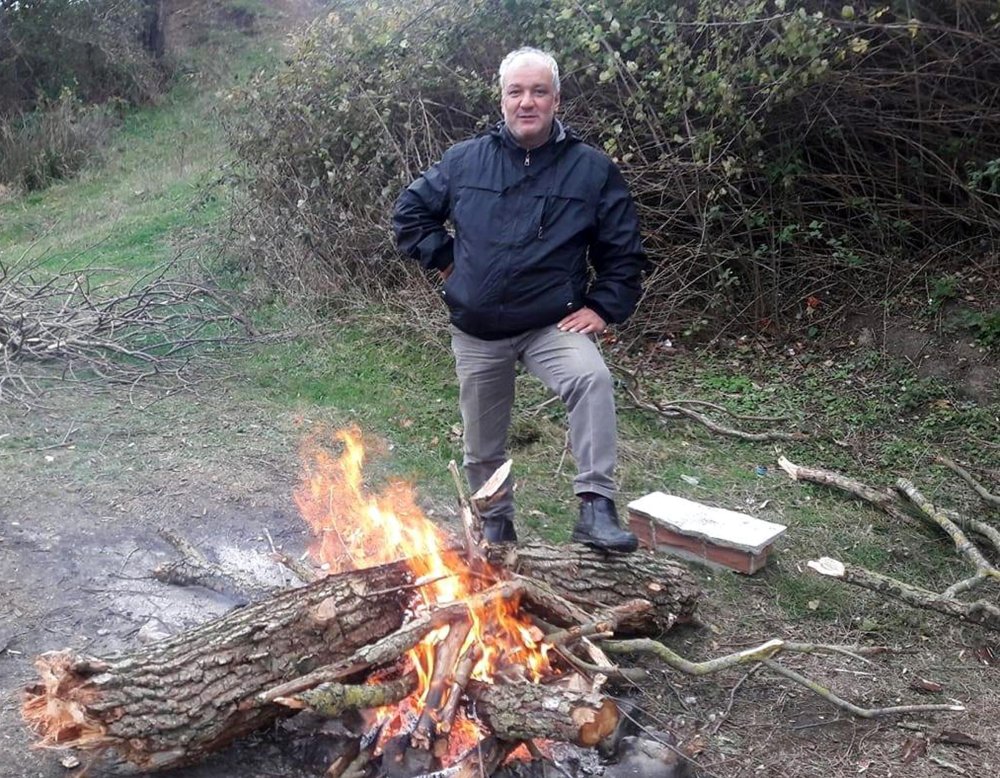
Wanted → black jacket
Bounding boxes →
[392,121,645,340]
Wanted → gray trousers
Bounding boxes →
[451,324,618,522]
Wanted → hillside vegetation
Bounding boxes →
[231,0,1000,343]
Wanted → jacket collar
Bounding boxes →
[492,119,570,150]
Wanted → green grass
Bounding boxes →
[0,0,284,279]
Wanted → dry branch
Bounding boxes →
[411,619,472,751]
[936,455,1000,509]
[601,635,964,719]
[780,455,1000,633]
[617,368,807,442]
[0,256,250,403]
[154,527,267,600]
[276,673,418,717]
[808,557,1000,632]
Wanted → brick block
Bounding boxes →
[628,492,786,575]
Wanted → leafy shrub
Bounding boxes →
[0,0,165,115]
[0,92,118,191]
[230,0,1000,335]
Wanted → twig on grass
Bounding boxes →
[600,636,964,719]
[936,455,1000,509]
[617,367,808,442]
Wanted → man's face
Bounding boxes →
[501,58,560,149]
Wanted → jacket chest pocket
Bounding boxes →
[455,184,544,247]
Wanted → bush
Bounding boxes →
[0,92,118,192]
[230,0,1000,336]
[0,0,165,115]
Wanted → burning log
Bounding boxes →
[487,542,699,633]
[23,560,415,771]
[467,681,620,747]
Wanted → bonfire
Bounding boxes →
[22,428,700,776]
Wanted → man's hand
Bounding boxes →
[557,306,607,335]
[439,263,454,281]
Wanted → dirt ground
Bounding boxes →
[3,374,999,778]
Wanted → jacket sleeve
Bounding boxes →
[584,163,646,324]
[392,154,454,272]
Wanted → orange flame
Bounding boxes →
[294,428,551,754]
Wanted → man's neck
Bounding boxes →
[504,121,556,150]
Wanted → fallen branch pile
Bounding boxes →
[0,252,250,403]
[779,455,1000,632]
[21,450,974,776]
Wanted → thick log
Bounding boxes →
[23,544,699,772]
[488,542,700,633]
[23,560,415,771]
[467,680,620,747]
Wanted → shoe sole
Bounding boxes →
[571,531,638,553]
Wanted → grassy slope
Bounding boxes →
[2,5,999,773]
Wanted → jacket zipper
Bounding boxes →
[524,149,531,166]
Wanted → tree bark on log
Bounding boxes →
[487,542,700,633]
[467,681,620,747]
[23,560,416,771]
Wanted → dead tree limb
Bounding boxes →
[487,542,700,633]
[895,479,999,580]
[617,368,808,442]
[807,556,1000,632]
[779,456,1000,633]
[601,636,964,719]
[22,560,416,771]
[777,456,920,527]
[759,659,964,719]
[936,455,1000,509]
[154,527,268,600]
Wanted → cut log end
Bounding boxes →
[808,557,846,578]
[22,651,108,750]
[576,697,621,747]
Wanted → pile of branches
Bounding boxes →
[230,0,1000,335]
[0,255,250,403]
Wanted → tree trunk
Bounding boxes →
[24,560,415,771]
[488,542,700,633]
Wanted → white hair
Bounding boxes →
[498,47,560,94]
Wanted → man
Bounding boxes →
[393,47,644,552]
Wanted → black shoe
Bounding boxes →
[482,517,517,543]
[572,495,638,553]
